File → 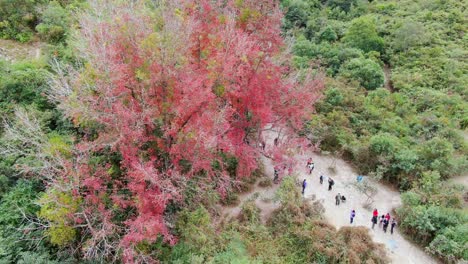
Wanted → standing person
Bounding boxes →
[328,178,334,191]
[372,209,379,229]
[335,193,341,205]
[350,209,356,224]
[302,179,307,195]
[273,168,279,184]
[319,174,323,184]
[383,218,389,233]
[274,137,279,146]
[391,219,397,234]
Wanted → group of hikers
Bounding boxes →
[372,208,397,234]
[301,158,397,235]
[306,157,335,191]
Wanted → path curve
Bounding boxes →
[221,150,439,264]
[300,153,438,264]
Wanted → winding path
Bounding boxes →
[222,149,439,264]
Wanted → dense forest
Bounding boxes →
[0,0,466,263]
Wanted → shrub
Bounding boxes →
[428,224,468,262]
[37,189,80,246]
[238,200,261,224]
[341,58,384,90]
[343,16,384,53]
[175,207,216,256]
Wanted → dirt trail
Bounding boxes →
[221,155,281,223]
[301,153,438,264]
[383,64,394,92]
[0,39,43,62]
[222,149,438,264]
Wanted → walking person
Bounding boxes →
[319,174,323,184]
[302,179,307,195]
[372,209,379,229]
[307,162,315,174]
[335,193,341,205]
[379,214,385,228]
[383,218,389,233]
[385,213,391,222]
[350,209,356,224]
[328,178,334,191]
[273,168,279,184]
[391,219,397,234]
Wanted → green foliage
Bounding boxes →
[282,1,468,260]
[0,0,82,42]
[0,0,43,41]
[343,16,384,53]
[341,58,384,89]
[274,176,302,205]
[175,207,217,256]
[392,20,428,51]
[0,180,49,263]
[319,26,338,42]
[36,1,70,43]
[327,0,358,13]
[238,200,261,224]
[0,60,51,112]
[397,179,467,262]
[38,189,80,246]
[428,224,468,262]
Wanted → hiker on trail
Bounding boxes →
[391,219,397,234]
[383,218,389,233]
[307,160,315,174]
[273,168,279,184]
[379,214,385,228]
[328,178,334,191]
[319,174,323,184]
[335,193,341,205]
[341,195,346,203]
[302,179,307,195]
[274,137,279,146]
[350,209,356,224]
[372,209,379,229]
[385,213,391,221]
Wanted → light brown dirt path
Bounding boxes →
[220,128,438,263]
[300,153,438,264]
[0,39,43,62]
[221,155,281,223]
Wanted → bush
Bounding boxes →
[343,16,384,53]
[35,1,70,43]
[238,200,261,224]
[0,0,41,41]
[428,224,468,262]
[341,58,384,90]
[37,189,80,246]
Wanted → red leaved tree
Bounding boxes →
[50,0,323,262]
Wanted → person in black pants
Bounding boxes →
[383,219,389,233]
[391,219,397,234]
[335,193,341,205]
[328,178,334,191]
[302,179,307,195]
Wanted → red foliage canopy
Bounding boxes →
[54,0,322,261]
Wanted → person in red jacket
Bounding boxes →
[385,213,391,221]
[372,209,379,229]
